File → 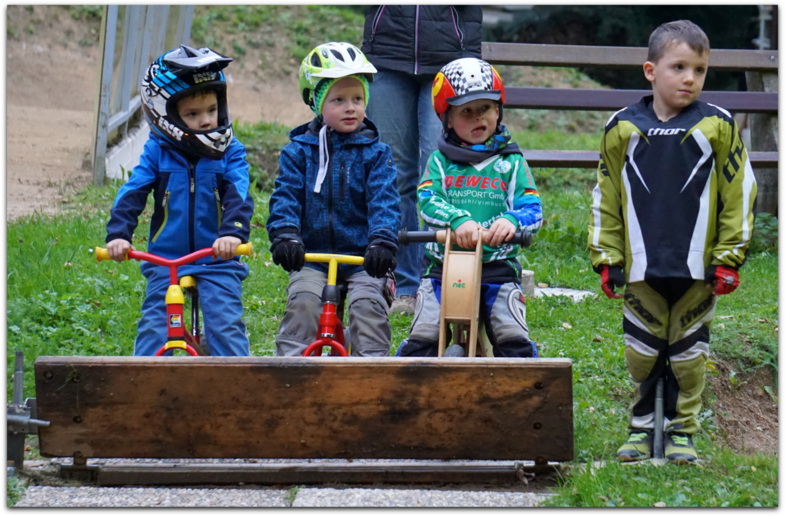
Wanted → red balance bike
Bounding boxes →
[95,243,253,356]
[299,253,370,357]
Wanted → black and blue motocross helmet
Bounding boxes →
[141,45,233,159]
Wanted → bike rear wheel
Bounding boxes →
[443,344,466,357]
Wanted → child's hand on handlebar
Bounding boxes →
[106,238,134,262]
[484,218,517,247]
[454,220,482,249]
[213,236,242,260]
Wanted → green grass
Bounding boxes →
[190,5,364,63]
[548,449,776,507]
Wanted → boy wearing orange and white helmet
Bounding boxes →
[266,42,400,357]
[400,57,542,358]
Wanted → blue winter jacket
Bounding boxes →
[266,118,400,275]
[106,134,253,265]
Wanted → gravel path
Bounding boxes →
[14,485,551,508]
[11,459,554,508]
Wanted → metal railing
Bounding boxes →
[92,5,194,185]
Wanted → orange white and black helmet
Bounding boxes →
[431,57,505,120]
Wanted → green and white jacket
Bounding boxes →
[588,96,757,283]
[417,133,542,268]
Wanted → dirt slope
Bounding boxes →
[6,6,100,219]
[5,5,310,220]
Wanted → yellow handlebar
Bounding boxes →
[304,253,365,286]
[303,253,364,266]
[236,242,253,256]
[95,247,111,262]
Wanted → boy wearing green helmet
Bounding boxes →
[266,42,400,356]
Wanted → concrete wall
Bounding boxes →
[104,121,149,181]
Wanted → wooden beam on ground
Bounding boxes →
[74,459,562,486]
[34,356,574,463]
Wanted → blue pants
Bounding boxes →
[366,70,442,297]
[135,260,250,356]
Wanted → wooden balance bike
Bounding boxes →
[398,227,532,358]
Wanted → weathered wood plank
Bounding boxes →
[523,150,600,169]
[523,150,778,169]
[34,356,573,462]
[87,460,559,486]
[483,42,779,71]
[505,87,778,113]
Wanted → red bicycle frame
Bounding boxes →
[96,243,252,356]
[300,253,365,357]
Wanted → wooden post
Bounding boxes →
[92,5,117,186]
[746,71,779,215]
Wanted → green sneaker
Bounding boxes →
[665,432,697,464]
[617,430,652,462]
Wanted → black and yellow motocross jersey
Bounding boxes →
[588,95,757,282]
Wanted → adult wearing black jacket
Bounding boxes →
[362,5,483,315]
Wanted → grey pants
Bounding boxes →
[407,278,533,357]
[275,266,391,357]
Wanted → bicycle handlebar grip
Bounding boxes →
[398,228,533,248]
[95,246,134,262]
[236,242,253,256]
[517,229,533,248]
[94,247,111,262]
[397,229,444,245]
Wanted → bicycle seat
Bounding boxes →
[179,275,197,289]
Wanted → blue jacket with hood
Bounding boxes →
[106,134,253,264]
[266,117,400,275]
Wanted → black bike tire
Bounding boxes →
[443,344,466,357]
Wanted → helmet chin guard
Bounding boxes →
[142,45,234,159]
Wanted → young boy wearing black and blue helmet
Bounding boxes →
[266,42,400,357]
[105,45,254,356]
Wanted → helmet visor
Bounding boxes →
[447,90,501,106]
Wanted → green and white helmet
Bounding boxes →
[298,42,377,114]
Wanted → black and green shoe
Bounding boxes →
[617,429,653,462]
[665,432,698,464]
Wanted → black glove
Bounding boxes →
[363,239,397,278]
[596,264,625,299]
[270,232,305,272]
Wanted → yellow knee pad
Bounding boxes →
[670,353,707,400]
[624,345,658,383]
